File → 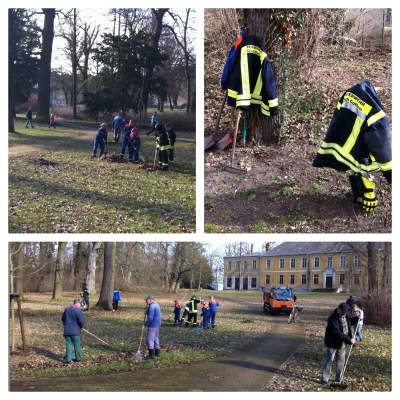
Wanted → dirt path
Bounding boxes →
[9,318,304,392]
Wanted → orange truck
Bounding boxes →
[263,286,296,315]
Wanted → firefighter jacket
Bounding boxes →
[187,298,201,314]
[222,34,279,117]
[313,80,392,183]
[157,129,172,151]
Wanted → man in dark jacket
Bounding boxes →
[185,295,201,327]
[321,302,356,386]
[25,106,34,128]
[61,298,85,363]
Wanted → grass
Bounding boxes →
[9,118,196,233]
[9,290,391,391]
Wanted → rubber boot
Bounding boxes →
[145,349,155,360]
[155,349,160,357]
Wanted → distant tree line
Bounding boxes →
[8,8,196,132]
[9,242,213,311]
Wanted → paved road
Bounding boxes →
[9,318,304,392]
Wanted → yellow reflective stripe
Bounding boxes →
[253,71,263,96]
[343,116,363,153]
[159,145,171,150]
[318,142,381,173]
[336,101,342,110]
[269,98,278,107]
[240,48,250,99]
[378,160,392,171]
[244,44,267,61]
[343,92,372,116]
[367,110,386,126]
[228,89,238,98]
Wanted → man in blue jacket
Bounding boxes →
[321,302,355,386]
[112,112,125,143]
[144,295,161,359]
[61,298,85,363]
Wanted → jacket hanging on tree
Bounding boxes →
[313,80,392,183]
[221,33,279,116]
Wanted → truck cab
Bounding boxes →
[263,286,296,315]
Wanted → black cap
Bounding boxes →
[145,295,154,301]
[339,302,350,310]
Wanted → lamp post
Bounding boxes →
[138,68,146,132]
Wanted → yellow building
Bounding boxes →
[224,242,391,292]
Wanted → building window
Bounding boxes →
[244,260,248,270]
[235,261,240,270]
[279,275,284,285]
[251,277,257,288]
[290,275,295,285]
[340,274,345,284]
[313,274,319,285]
[228,261,231,271]
[314,257,320,268]
[354,256,360,266]
[340,256,346,267]
[227,277,232,287]
[252,260,257,270]
[327,256,332,268]
[266,275,270,285]
[354,274,360,285]
[290,258,296,268]
[279,259,285,269]
[302,257,307,268]
[301,274,307,284]
[266,259,271,269]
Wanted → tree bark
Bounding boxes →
[52,242,66,301]
[86,242,102,294]
[97,242,115,310]
[367,242,378,294]
[36,8,55,123]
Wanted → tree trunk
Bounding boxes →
[52,242,66,301]
[381,242,391,289]
[15,243,25,299]
[236,9,277,144]
[367,242,378,294]
[86,242,101,294]
[73,242,87,292]
[36,8,55,123]
[8,9,15,133]
[97,242,115,310]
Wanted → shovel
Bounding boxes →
[213,107,235,153]
[205,91,227,150]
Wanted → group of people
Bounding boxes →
[321,296,366,387]
[91,112,176,170]
[173,295,220,329]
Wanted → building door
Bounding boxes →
[235,277,240,290]
[243,278,248,290]
[326,276,333,288]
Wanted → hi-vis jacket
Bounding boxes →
[313,80,392,183]
[221,33,279,117]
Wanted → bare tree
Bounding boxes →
[52,242,66,301]
[97,242,115,310]
[166,9,196,114]
[36,8,56,123]
[86,242,102,294]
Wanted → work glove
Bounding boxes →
[361,175,378,212]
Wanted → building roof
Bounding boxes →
[224,242,386,259]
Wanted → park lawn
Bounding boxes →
[9,128,196,233]
[9,291,392,392]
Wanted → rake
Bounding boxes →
[133,313,147,359]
